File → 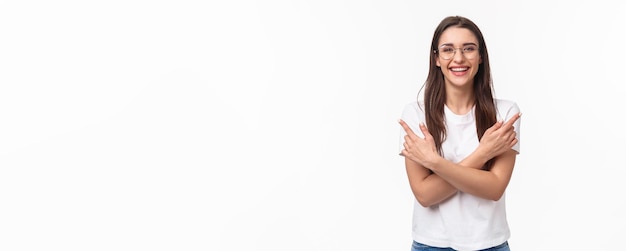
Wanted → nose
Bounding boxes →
[452,49,465,62]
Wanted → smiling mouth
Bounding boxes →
[450,67,468,72]
[449,67,469,76]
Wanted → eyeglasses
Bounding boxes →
[435,44,479,60]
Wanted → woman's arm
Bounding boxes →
[427,150,516,201]
[404,150,495,207]
[404,158,454,207]
[406,113,521,201]
[400,114,520,206]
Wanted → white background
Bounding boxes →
[1,1,625,250]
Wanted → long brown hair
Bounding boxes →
[420,16,497,170]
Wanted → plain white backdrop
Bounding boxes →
[1,1,625,250]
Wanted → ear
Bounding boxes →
[436,57,441,67]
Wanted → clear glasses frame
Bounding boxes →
[435,44,479,60]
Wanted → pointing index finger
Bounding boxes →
[503,112,522,128]
[398,119,419,140]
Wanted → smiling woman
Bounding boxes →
[398,16,522,251]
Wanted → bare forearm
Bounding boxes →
[405,156,456,207]
[407,150,493,207]
[412,172,457,207]
[428,151,516,201]
[432,161,502,200]
[457,147,491,170]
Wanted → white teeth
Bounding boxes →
[451,68,468,72]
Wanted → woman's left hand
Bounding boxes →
[399,119,440,169]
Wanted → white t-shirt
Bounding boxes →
[399,99,521,251]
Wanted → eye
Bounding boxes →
[440,46,454,53]
[463,45,477,52]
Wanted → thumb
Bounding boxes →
[487,120,504,133]
[419,123,434,141]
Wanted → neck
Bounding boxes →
[445,87,475,115]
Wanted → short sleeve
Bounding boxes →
[496,100,521,154]
[398,102,426,156]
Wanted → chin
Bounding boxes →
[449,79,473,87]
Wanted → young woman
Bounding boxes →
[398,16,522,251]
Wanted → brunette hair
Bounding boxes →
[420,16,497,170]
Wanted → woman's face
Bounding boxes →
[436,27,482,90]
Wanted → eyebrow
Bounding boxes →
[439,42,478,47]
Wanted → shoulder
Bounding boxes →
[494,98,520,113]
[494,98,518,108]
[403,100,420,108]
[401,100,426,118]
[494,98,521,122]
[400,100,426,133]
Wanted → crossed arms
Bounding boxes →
[398,112,521,207]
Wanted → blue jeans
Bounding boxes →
[411,240,510,251]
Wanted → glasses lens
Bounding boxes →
[439,46,455,60]
[462,45,478,60]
